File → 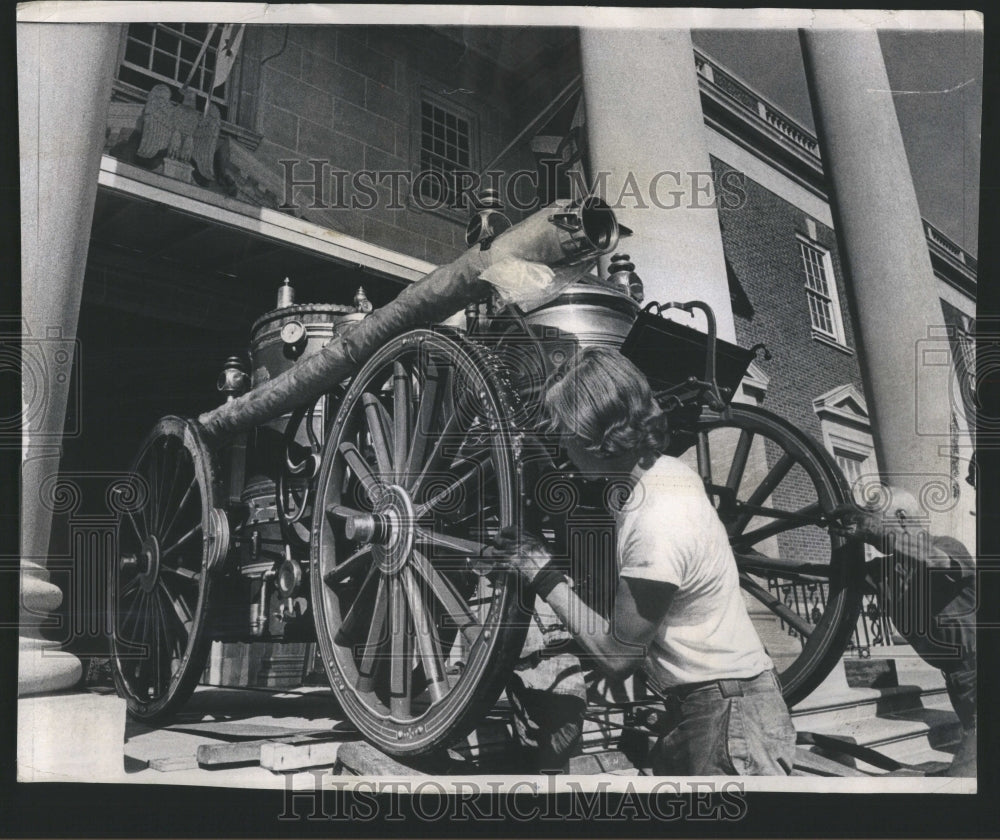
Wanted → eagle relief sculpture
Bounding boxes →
[137,84,221,181]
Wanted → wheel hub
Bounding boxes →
[136,534,161,593]
[345,484,415,575]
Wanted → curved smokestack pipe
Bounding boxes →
[196,197,627,444]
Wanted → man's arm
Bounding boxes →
[534,574,676,682]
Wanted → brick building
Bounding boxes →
[21,22,977,706]
[85,23,978,501]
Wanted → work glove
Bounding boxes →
[489,526,552,587]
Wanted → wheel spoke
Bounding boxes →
[726,429,754,492]
[154,440,174,535]
[389,576,413,718]
[119,576,140,598]
[158,577,193,638]
[143,448,159,537]
[152,598,164,697]
[135,469,153,538]
[161,564,201,582]
[122,508,145,542]
[156,583,189,651]
[138,593,154,691]
[405,357,446,483]
[153,588,184,663]
[339,442,384,504]
[161,523,202,560]
[392,362,411,482]
[121,590,145,643]
[356,572,389,692]
[740,573,814,638]
[731,452,795,533]
[733,501,827,524]
[736,502,822,547]
[335,565,380,643]
[402,567,447,705]
[410,549,480,643]
[362,394,394,477]
[414,457,494,517]
[160,476,198,540]
[156,444,185,536]
[735,550,832,579]
[414,528,488,558]
[323,546,373,588]
[409,411,459,499]
[160,476,197,542]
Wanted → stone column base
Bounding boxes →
[18,636,84,696]
[19,560,84,696]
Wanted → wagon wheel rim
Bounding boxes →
[110,416,223,719]
[312,331,525,753]
[686,405,864,705]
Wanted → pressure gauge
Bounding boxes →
[280,319,307,350]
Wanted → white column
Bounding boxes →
[800,29,971,542]
[18,23,124,694]
[579,28,736,341]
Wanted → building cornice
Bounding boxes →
[695,48,826,199]
[694,47,977,296]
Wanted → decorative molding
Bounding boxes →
[811,330,855,356]
[740,360,771,403]
[812,383,870,431]
[924,218,977,299]
[694,47,977,296]
[695,47,825,202]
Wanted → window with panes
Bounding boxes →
[117,23,231,119]
[798,239,846,346]
[418,100,473,207]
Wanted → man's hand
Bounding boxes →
[490,526,551,586]
[829,486,929,549]
[828,502,883,544]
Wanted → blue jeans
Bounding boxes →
[650,670,796,776]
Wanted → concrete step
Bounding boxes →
[793,683,951,732]
[791,653,961,774]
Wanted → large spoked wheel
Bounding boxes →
[110,416,229,720]
[678,404,865,706]
[311,329,529,756]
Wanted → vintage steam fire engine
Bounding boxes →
[109,198,864,757]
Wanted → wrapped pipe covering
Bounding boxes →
[196,201,618,443]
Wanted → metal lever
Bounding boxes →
[646,300,726,410]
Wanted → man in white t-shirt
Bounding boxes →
[496,346,796,775]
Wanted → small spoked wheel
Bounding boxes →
[311,329,528,756]
[681,404,865,706]
[109,416,229,720]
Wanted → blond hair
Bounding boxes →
[543,346,669,459]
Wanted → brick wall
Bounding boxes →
[713,157,867,559]
[245,25,542,266]
[714,157,865,438]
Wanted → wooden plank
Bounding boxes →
[331,741,428,776]
[568,749,637,775]
[197,731,342,767]
[792,747,869,777]
[261,739,350,773]
[170,722,327,740]
[149,754,201,772]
